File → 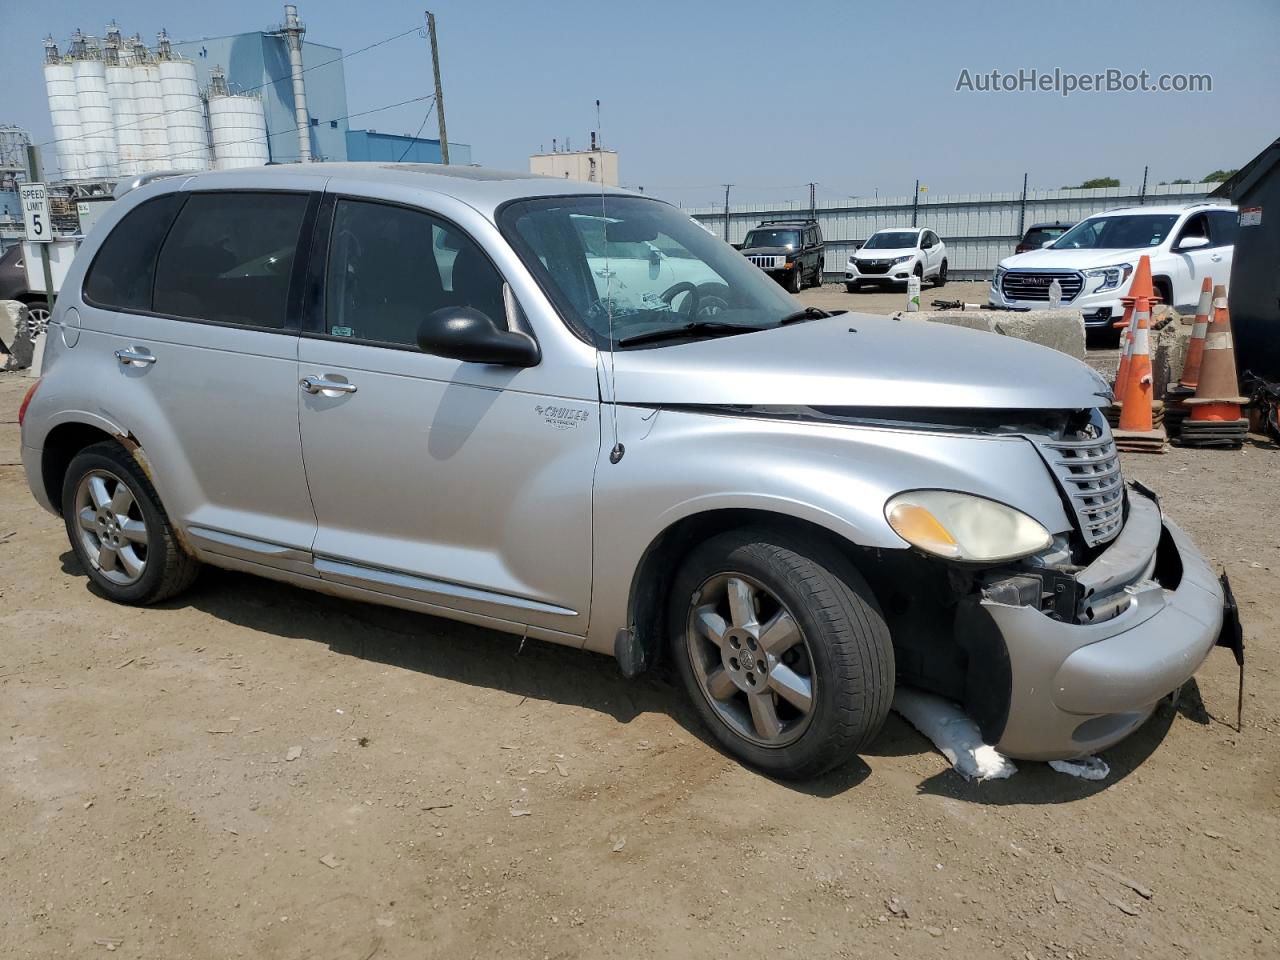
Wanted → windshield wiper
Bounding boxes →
[779,306,842,325]
[616,321,766,347]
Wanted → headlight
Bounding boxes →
[993,266,1007,286]
[885,490,1052,562]
[891,255,912,265]
[1084,262,1133,292]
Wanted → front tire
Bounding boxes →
[787,266,802,294]
[669,527,894,779]
[61,441,200,605]
[934,260,948,287]
[845,281,861,294]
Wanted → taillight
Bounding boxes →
[17,378,40,427]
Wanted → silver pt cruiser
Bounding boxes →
[18,164,1237,779]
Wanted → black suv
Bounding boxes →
[740,219,824,293]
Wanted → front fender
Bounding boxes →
[586,405,1072,654]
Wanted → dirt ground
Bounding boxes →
[1,365,1276,960]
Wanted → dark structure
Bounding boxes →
[1212,137,1280,384]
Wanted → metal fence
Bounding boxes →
[685,181,1222,281]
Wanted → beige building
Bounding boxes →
[529,137,619,186]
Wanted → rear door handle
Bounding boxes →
[114,348,156,367]
[300,375,357,395]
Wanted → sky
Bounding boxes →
[2,0,1277,207]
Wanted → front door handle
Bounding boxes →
[300,375,357,395]
[114,348,156,367]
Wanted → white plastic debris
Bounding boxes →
[892,687,1017,781]
[1048,756,1110,780]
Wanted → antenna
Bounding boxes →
[596,98,623,464]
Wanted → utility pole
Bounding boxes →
[25,144,55,309]
[807,182,816,221]
[1138,164,1148,205]
[722,183,732,243]
[912,178,920,226]
[1018,171,1028,237]
[426,12,449,164]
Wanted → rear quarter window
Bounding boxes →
[82,193,185,311]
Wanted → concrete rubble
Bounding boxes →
[901,307,1087,360]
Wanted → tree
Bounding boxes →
[1202,169,1239,182]
[1064,177,1120,189]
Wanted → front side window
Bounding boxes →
[325,199,506,347]
[500,195,799,349]
[863,231,920,250]
[1209,210,1239,247]
[1054,214,1178,250]
[83,193,185,311]
[153,191,308,328]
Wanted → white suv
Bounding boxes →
[845,228,947,291]
[989,203,1238,329]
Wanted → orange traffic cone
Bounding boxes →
[1111,255,1158,412]
[1180,279,1215,390]
[1181,292,1249,447]
[1113,296,1167,453]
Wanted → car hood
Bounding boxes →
[741,245,796,257]
[854,247,917,260]
[1000,247,1151,270]
[610,314,1110,409]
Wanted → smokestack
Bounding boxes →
[590,131,597,151]
[282,4,312,162]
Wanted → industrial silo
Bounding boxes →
[156,31,210,172]
[206,67,269,169]
[128,38,170,173]
[42,39,84,180]
[71,33,120,179]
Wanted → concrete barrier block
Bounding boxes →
[0,300,22,355]
[905,308,1087,360]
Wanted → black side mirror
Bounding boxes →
[416,307,540,367]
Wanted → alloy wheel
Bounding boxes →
[23,305,51,338]
[74,469,149,586]
[685,573,816,747]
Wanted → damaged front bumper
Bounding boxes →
[975,486,1228,761]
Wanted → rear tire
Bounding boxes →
[669,527,894,779]
[61,441,200,605]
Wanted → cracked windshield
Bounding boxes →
[501,195,798,348]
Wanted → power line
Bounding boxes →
[36,23,422,150]
[396,99,437,161]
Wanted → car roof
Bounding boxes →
[1082,202,1235,218]
[149,161,641,217]
[871,226,923,233]
[1025,221,1071,229]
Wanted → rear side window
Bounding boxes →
[324,198,507,347]
[83,193,184,311]
[153,192,308,329]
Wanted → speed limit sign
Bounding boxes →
[21,182,52,243]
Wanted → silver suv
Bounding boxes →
[19,164,1233,778]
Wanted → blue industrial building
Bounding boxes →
[171,30,470,165]
[345,129,471,165]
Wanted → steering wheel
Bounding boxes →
[660,281,700,317]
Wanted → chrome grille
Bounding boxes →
[746,254,785,270]
[1001,270,1083,303]
[1030,424,1124,547]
